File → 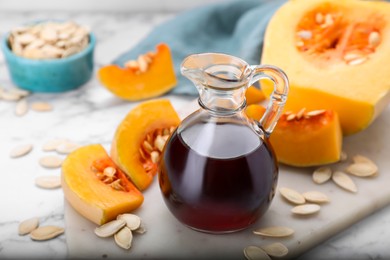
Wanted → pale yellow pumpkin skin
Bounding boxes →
[261,0,390,135]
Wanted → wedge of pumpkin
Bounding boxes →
[261,0,390,135]
[61,144,144,225]
[98,43,177,101]
[111,99,181,191]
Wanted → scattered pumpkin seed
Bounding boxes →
[312,167,332,184]
[56,141,80,154]
[117,214,141,231]
[306,109,326,117]
[94,219,126,238]
[18,217,39,235]
[369,31,381,47]
[42,139,68,151]
[260,242,289,257]
[10,143,33,158]
[30,225,64,241]
[253,226,294,238]
[114,226,133,250]
[35,175,61,189]
[353,154,376,165]
[302,191,329,203]
[346,162,378,177]
[340,151,348,161]
[30,102,53,112]
[39,155,63,168]
[244,246,271,260]
[291,204,321,215]
[332,171,357,193]
[279,187,305,204]
[1,91,21,101]
[134,223,147,234]
[15,98,28,116]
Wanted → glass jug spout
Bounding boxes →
[181,53,252,113]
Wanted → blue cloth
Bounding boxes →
[113,0,287,96]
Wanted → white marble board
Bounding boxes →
[65,99,390,259]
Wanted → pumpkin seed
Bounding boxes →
[306,109,326,117]
[31,102,52,112]
[117,214,141,231]
[286,113,296,121]
[42,139,68,151]
[315,12,324,24]
[253,226,294,238]
[10,144,33,158]
[296,108,306,120]
[279,187,305,204]
[1,91,21,101]
[369,31,380,47]
[291,204,321,215]
[346,162,377,177]
[103,167,116,178]
[324,14,334,26]
[332,171,357,193]
[260,242,288,257]
[302,191,329,203]
[35,175,61,189]
[340,151,348,161]
[114,226,133,250]
[312,167,332,184]
[154,135,166,152]
[39,155,63,168]
[134,223,147,234]
[94,219,126,238]
[18,217,39,235]
[56,141,80,154]
[15,98,28,116]
[137,55,148,73]
[150,151,160,164]
[353,155,376,166]
[30,225,64,241]
[244,246,271,260]
[347,57,367,66]
[297,30,312,40]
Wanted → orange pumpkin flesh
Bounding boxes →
[98,43,177,101]
[111,99,181,191]
[245,104,266,121]
[61,144,143,225]
[245,86,266,105]
[261,0,390,135]
[270,110,342,167]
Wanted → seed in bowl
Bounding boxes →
[8,21,90,59]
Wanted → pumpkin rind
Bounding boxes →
[61,144,144,225]
[111,99,181,191]
[270,110,342,167]
[261,0,390,135]
[98,43,177,101]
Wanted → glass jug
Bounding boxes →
[159,53,289,233]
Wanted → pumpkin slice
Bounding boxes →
[98,43,177,101]
[269,109,342,167]
[245,104,266,121]
[245,86,265,105]
[61,144,143,225]
[111,99,181,191]
[261,0,390,135]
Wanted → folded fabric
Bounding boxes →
[113,0,287,96]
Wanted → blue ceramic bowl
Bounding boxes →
[1,31,95,93]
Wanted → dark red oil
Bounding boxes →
[159,122,278,233]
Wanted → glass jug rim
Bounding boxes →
[181,52,253,89]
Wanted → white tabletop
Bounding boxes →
[0,10,389,259]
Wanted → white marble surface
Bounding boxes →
[0,11,389,260]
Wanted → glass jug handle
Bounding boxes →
[249,65,289,137]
